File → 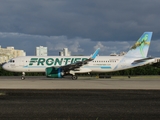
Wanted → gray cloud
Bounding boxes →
[0,0,159,56]
[0,0,160,41]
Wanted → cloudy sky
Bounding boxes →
[0,0,160,56]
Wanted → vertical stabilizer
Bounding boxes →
[125,32,153,58]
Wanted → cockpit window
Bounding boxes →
[9,59,15,63]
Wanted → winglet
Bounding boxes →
[91,48,100,59]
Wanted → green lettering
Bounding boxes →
[46,58,54,66]
[64,58,71,65]
[74,58,81,63]
[54,58,63,66]
[82,58,87,61]
[71,58,74,64]
[37,58,45,65]
[29,58,38,66]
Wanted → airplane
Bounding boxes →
[2,32,155,80]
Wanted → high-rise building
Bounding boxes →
[36,46,47,56]
[0,46,26,64]
[59,48,71,56]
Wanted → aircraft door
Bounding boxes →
[19,59,24,66]
[19,59,29,71]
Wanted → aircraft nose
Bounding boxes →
[2,63,9,71]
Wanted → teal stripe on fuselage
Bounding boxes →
[83,66,111,69]
[101,66,111,69]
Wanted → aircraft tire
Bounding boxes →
[21,76,25,80]
[72,75,78,80]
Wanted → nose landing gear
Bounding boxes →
[21,72,25,80]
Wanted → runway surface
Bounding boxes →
[0,76,160,89]
[0,76,160,119]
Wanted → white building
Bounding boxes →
[110,52,126,56]
[154,58,160,63]
[0,46,26,64]
[59,48,71,56]
[36,46,47,56]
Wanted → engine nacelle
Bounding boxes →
[45,67,63,78]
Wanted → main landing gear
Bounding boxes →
[69,71,78,80]
[21,72,25,80]
[72,75,78,80]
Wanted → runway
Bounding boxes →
[0,76,160,89]
[0,76,160,119]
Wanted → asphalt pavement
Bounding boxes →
[0,89,160,120]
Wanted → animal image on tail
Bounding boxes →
[125,32,152,58]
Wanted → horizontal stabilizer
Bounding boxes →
[132,57,154,64]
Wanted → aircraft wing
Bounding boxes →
[132,57,154,64]
[59,48,100,71]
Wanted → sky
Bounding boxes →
[0,0,160,57]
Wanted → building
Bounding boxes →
[110,52,126,56]
[36,46,47,56]
[154,58,160,63]
[0,46,26,64]
[59,48,71,56]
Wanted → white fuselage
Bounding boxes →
[2,55,155,74]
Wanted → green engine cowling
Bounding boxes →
[45,67,63,78]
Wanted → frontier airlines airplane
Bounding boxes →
[2,32,155,80]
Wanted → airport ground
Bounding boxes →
[0,75,160,89]
[0,76,160,120]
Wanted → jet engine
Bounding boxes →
[45,67,64,78]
